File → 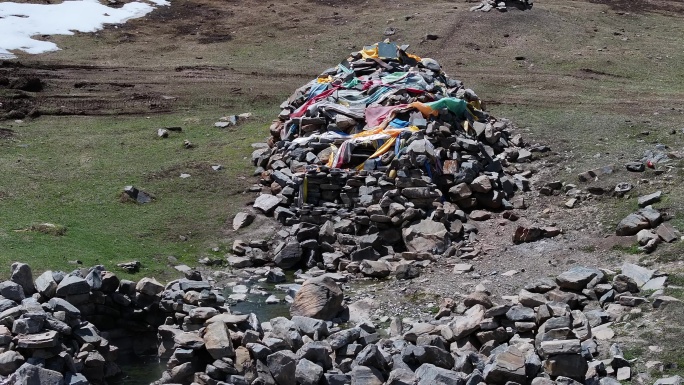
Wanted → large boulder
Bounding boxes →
[402,219,449,253]
[202,321,235,360]
[290,276,343,320]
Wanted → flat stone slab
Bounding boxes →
[638,191,662,208]
[16,330,59,349]
[453,264,474,274]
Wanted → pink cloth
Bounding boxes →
[364,104,408,128]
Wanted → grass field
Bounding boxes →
[0,107,280,279]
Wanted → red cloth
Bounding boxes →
[290,88,338,118]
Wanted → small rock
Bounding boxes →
[638,191,662,207]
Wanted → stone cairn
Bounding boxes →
[0,261,680,385]
[238,42,553,274]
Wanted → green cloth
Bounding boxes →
[342,77,361,88]
[425,97,467,117]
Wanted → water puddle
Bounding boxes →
[0,0,169,59]
[113,355,165,385]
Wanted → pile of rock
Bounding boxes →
[615,191,681,252]
[149,263,676,385]
[1,260,678,385]
[244,42,547,273]
[0,262,214,384]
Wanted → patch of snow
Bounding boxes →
[0,0,169,59]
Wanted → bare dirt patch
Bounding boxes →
[588,0,684,15]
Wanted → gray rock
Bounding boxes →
[556,266,603,291]
[656,223,680,243]
[135,277,164,296]
[9,363,63,385]
[100,271,119,293]
[227,256,253,268]
[654,376,684,385]
[0,350,25,376]
[166,361,194,383]
[351,365,384,385]
[274,241,303,269]
[85,268,102,291]
[451,304,485,339]
[638,206,662,227]
[638,191,662,207]
[0,281,25,302]
[402,220,448,253]
[414,363,465,385]
[620,263,654,287]
[506,305,535,322]
[539,340,581,358]
[267,268,287,283]
[327,327,361,350]
[642,276,668,291]
[55,275,90,297]
[360,260,390,278]
[470,175,493,193]
[64,372,89,385]
[10,263,35,296]
[297,341,333,370]
[295,358,323,385]
[291,316,328,337]
[233,212,256,230]
[542,354,588,381]
[387,368,417,385]
[483,345,527,384]
[616,213,650,236]
[518,289,547,308]
[12,315,44,335]
[355,344,390,372]
[15,330,59,349]
[203,320,235,360]
[47,297,80,317]
[35,271,58,298]
[625,162,645,172]
[290,276,343,320]
[612,274,638,293]
[267,350,297,385]
[254,194,281,215]
[402,345,454,370]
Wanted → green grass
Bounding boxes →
[612,244,641,255]
[0,106,279,280]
